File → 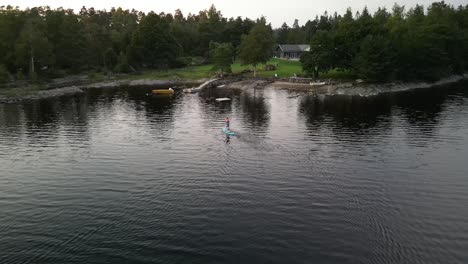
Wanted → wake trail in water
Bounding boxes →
[235,133,316,168]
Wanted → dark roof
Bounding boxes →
[277,44,310,52]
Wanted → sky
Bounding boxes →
[4,0,467,27]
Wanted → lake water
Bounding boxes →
[1,83,468,264]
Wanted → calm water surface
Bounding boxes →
[1,83,468,264]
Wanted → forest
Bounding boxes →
[0,1,467,83]
[288,2,468,81]
[0,5,262,82]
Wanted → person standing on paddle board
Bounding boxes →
[225,117,230,129]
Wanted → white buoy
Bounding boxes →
[215,98,231,102]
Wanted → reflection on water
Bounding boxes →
[237,90,270,131]
[298,84,468,146]
[299,94,393,132]
[1,82,468,264]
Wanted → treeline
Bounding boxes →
[1,2,467,83]
[292,2,468,81]
[0,5,261,82]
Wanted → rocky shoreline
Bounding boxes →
[270,74,468,96]
[0,86,86,104]
[1,74,467,104]
[0,79,205,104]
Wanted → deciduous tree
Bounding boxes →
[209,42,234,73]
[238,18,274,77]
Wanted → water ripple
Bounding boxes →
[1,84,468,263]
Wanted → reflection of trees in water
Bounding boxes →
[91,85,178,126]
[73,86,179,139]
[299,95,393,137]
[393,88,448,130]
[0,104,23,128]
[390,86,466,146]
[144,96,176,115]
[86,87,122,104]
[142,95,177,136]
[198,88,240,122]
[201,97,233,115]
[22,99,61,138]
[56,96,92,143]
[123,86,152,103]
[198,88,270,131]
[237,90,270,130]
[299,83,467,143]
[199,87,240,100]
[19,96,93,145]
[0,104,26,145]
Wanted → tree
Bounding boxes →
[0,3,467,83]
[303,19,318,43]
[287,19,303,43]
[110,8,138,55]
[0,6,26,73]
[277,22,289,44]
[0,64,10,83]
[209,42,234,73]
[80,7,113,70]
[238,18,274,77]
[129,12,181,68]
[170,11,200,56]
[15,16,53,79]
[223,17,254,48]
[333,8,356,69]
[196,5,226,56]
[47,9,86,72]
[114,51,131,73]
[104,48,118,70]
[300,52,317,78]
[301,30,334,79]
[353,35,395,81]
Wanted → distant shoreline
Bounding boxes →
[0,79,205,104]
[1,74,467,104]
[269,74,468,96]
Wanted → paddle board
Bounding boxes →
[222,127,235,136]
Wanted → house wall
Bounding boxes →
[280,52,302,59]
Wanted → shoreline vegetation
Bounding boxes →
[1,68,466,104]
[1,59,468,104]
[1,2,468,102]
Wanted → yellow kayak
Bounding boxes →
[152,88,174,94]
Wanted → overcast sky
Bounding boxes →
[6,0,467,27]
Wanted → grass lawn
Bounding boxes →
[232,58,303,78]
[125,64,215,80]
[124,58,304,80]
[126,58,356,81]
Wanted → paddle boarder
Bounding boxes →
[225,117,230,129]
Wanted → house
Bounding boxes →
[275,44,310,60]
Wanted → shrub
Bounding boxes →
[0,65,10,84]
[173,57,192,68]
[172,56,207,68]
[264,64,276,71]
[191,56,206,65]
[114,63,132,73]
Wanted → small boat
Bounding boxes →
[215,98,231,102]
[309,82,326,86]
[152,88,174,95]
[222,127,235,136]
